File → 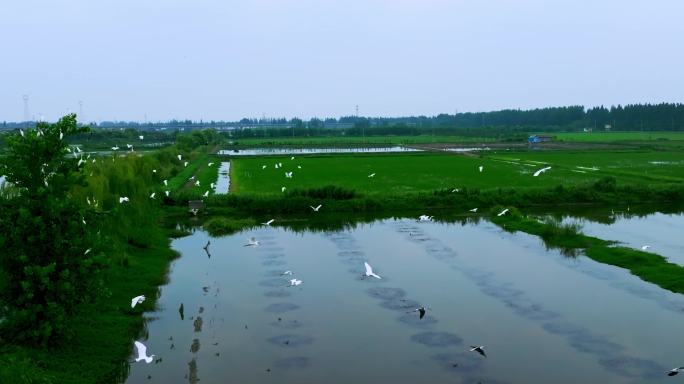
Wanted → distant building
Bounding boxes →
[527,135,554,144]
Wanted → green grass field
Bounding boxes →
[550,131,684,142]
[230,152,675,195]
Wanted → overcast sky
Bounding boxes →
[1,0,683,122]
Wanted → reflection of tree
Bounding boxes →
[190,338,200,353]
[179,303,184,320]
[188,358,199,384]
[193,316,203,332]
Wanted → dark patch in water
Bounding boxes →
[431,352,483,373]
[337,250,364,257]
[259,278,287,288]
[410,332,462,347]
[269,320,303,329]
[262,260,287,266]
[599,356,665,379]
[264,290,291,298]
[264,270,289,277]
[268,334,314,348]
[542,322,624,355]
[262,254,284,260]
[340,258,367,266]
[397,313,438,328]
[366,287,406,300]
[265,303,300,313]
[379,298,421,312]
[273,356,310,369]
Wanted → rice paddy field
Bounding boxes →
[551,131,684,142]
[229,150,684,196]
[231,135,497,146]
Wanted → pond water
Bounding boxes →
[124,218,684,384]
[217,146,422,156]
[565,212,684,267]
[213,162,230,194]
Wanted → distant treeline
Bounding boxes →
[2,103,683,137]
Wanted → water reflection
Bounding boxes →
[214,161,230,194]
[124,214,684,384]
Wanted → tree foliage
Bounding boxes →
[0,114,104,345]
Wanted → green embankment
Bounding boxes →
[491,211,684,294]
[551,131,684,142]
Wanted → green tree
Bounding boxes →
[0,114,103,345]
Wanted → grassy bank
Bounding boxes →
[490,211,684,294]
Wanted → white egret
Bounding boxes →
[533,166,552,177]
[133,341,155,364]
[19,129,24,137]
[245,237,260,247]
[297,165,302,169]
[281,186,286,193]
[152,169,157,173]
[289,279,302,287]
[177,154,182,161]
[667,367,684,376]
[149,192,156,199]
[119,197,129,203]
[310,204,322,212]
[363,262,381,279]
[163,179,168,186]
[470,345,487,358]
[195,180,200,186]
[139,135,144,140]
[184,161,189,167]
[210,182,215,189]
[111,146,119,151]
[470,208,478,212]
[77,158,86,167]
[285,172,293,178]
[84,248,91,255]
[641,245,651,250]
[262,219,275,226]
[418,215,432,222]
[290,156,295,160]
[164,190,170,197]
[452,188,460,192]
[478,166,484,172]
[281,270,293,276]
[126,144,133,149]
[208,162,214,166]
[131,295,146,308]
[59,131,63,140]
[203,190,209,197]
[262,165,267,169]
[368,173,376,178]
[497,208,509,217]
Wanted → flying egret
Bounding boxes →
[150,192,156,199]
[111,146,119,151]
[195,180,200,186]
[262,219,275,226]
[497,208,509,217]
[285,172,293,178]
[210,182,215,189]
[533,166,552,177]
[208,162,214,166]
[470,345,487,358]
[310,204,322,212]
[278,162,282,167]
[19,129,24,137]
[262,165,267,169]
[470,208,478,212]
[290,156,295,160]
[667,367,684,376]
[133,341,155,364]
[363,262,381,279]
[163,180,168,186]
[164,190,170,197]
[641,245,651,250]
[418,215,432,222]
[131,295,146,308]
[77,158,86,167]
[407,306,428,319]
[203,240,210,250]
[368,173,376,178]
[281,270,293,276]
[289,279,303,287]
[59,131,63,140]
[452,188,460,193]
[119,197,129,203]
[126,144,133,149]
[478,166,483,172]
[84,248,91,255]
[152,169,157,173]
[203,190,209,197]
[281,186,286,193]
[297,165,302,169]
[245,237,260,247]
[139,135,144,140]
[177,154,182,161]
[184,161,189,167]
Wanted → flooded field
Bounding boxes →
[566,212,684,267]
[217,146,422,156]
[124,217,684,384]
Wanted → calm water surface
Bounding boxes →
[213,162,230,194]
[217,146,422,156]
[124,218,684,384]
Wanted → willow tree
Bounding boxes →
[0,114,103,345]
